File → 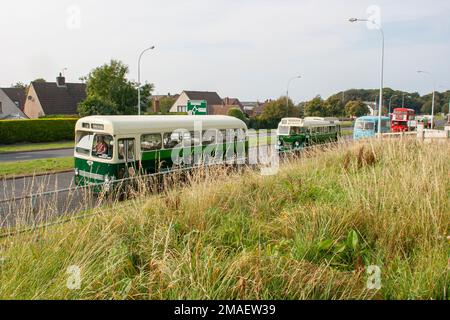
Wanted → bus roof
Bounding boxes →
[393,108,415,113]
[356,116,390,122]
[279,117,340,127]
[75,115,247,135]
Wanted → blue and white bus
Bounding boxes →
[353,116,391,140]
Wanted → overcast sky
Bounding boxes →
[1,0,449,102]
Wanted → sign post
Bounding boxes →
[187,100,207,115]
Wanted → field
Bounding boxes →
[0,157,73,179]
[0,141,74,154]
[0,139,448,299]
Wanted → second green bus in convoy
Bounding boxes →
[276,117,341,152]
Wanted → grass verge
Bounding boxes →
[0,141,74,154]
[0,157,73,179]
[0,139,448,299]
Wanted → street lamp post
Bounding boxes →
[402,93,411,108]
[389,95,398,116]
[286,75,302,117]
[137,45,155,115]
[349,18,385,135]
[417,70,436,129]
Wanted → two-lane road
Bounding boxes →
[0,148,73,163]
[0,171,97,227]
[0,171,75,202]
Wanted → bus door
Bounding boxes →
[118,138,137,179]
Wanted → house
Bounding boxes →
[241,101,268,117]
[364,101,378,116]
[223,97,244,111]
[208,97,244,116]
[241,101,259,116]
[152,93,180,113]
[170,91,223,114]
[23,74,86,118]
[0,87,27,119]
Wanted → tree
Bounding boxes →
[227,107,246,122]
[151,96,175,114]
[78,59,154,116]
[345,100,370,118]
[325,96,345,117]
[260,97,298,123]
[78,96,119,117]
[12,82,27,89]
[421,100,442,115]
[304,95,327,117]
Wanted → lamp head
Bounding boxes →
[349,18,358,23]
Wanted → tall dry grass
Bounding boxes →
[0,139,448,299]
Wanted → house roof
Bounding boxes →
[251,102,267,116]
[183,91,223,106]
[209,104,238,116]
[153,94,180,101]
[32,81,86,115]
[223,97,242,106]
[1,87,26,111]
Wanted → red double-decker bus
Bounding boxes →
[391,108,416,132]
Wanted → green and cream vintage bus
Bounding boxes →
[74,115,248,188]
[276,117,341,152]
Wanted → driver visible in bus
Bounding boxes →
[94,136,108,155]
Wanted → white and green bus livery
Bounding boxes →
[276,117,341,152]
[74,115,248,188]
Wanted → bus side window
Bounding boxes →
[190,131,202,146]
[218,129,233,143]
[202,130,217,145]
[118,139,135,161]
[236,129,246,142]
[163,132,184,149]
[141,133,162,151]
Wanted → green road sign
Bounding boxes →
[187,100,207,115]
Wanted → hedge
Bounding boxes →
[0,118,78,144]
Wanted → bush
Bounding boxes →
[248,116,279,130]
[227,108,247,123]
[0,119,77,144]
[39,114,80,119]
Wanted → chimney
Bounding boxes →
[56,73,66,88]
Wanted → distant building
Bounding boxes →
[363,101,378,116]
[23,73,86,118]
[169,91,249,115]
[241,101,268,117]
[170,91,223,114]
[0,87,27,119]
[209,97,245,116]
[151,93,180,113]
[241,101,258,115]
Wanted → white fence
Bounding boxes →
[381,125,450,141]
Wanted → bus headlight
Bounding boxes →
[74,168,79,176]
[277,140,282,146]
[295,141,300,147]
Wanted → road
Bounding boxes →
[0,171,88,227]
[0,148,73,163]
[0,172,75,202]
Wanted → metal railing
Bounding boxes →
[0,139,351,238]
